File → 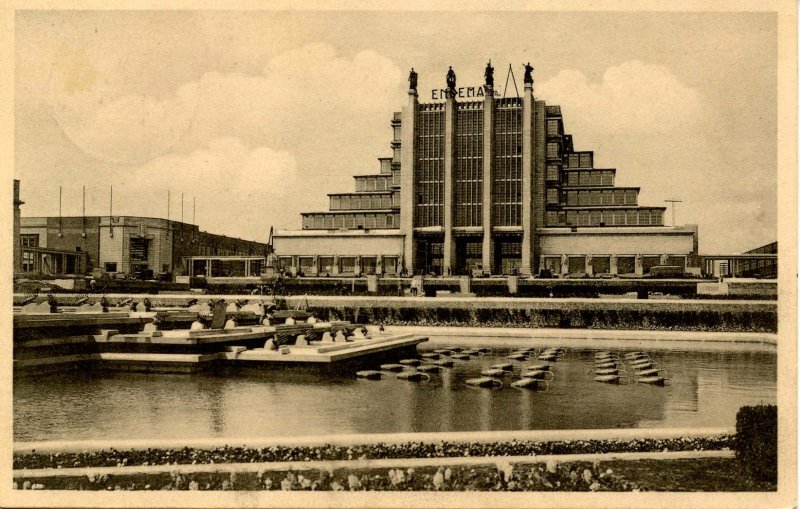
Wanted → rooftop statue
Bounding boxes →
[408,68,418,91]
[446,66,456,91]
[523,62,534,85]
[484,60,494,88]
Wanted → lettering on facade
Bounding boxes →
[431,86,500,100]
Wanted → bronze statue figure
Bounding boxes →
[408,68,418,91]
[446,66,456,91]
[523,62,534,85]
[484,60,494,88]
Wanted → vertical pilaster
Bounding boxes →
[520,83,534,276]
[443,93,457,275]
[532,100,546,275]
[482,88,494,274]
[400,90,418,275]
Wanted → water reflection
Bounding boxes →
[13,337,777,441]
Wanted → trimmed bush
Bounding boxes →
[734,405,777,483]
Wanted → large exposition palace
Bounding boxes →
[273,63,698,277]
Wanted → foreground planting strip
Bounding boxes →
[15,427,733,454]
[13,450,734,479]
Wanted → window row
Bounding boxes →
[194,245,249,256]
[190,258,264,278]
[330,193,396,211]
[279,255,401,276]
[354,176,392,192]
[545,208,664,227]
[302,213,399,230]
[564,189,638,207]
[566,152,593,168]
[564,170,614,187]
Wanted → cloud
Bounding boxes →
[47,47,198,165]
[537,61,706,138]
[534,61,776,252]
[106,137,299,241]
[40,42,406,235]
[48,42,404,170]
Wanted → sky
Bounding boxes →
[14,10,777,253]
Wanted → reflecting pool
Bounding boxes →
[14,335,776,441]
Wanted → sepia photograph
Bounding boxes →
[2,2,796,508]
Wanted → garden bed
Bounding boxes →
[13,457,773,492]
[14,436,732,470]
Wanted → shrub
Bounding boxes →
[734,405,777,483]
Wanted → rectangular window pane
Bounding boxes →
[579,153,592,168]
[652,210,663,225]
[568,172,579,186]
[568,154,579,168]
[578,211,590,226]
[579,172,589,186]
[590,172,601,186]
[590,210,601,226]
[567,191,577,206]
[567,210,578,226]
[21,234,39,247]
[601,171,613,186]
[340,257,356,274]
[614,190,624,205]
[626,210,637,225]
[625,190,637,205]
[324,215,334,229]
[614,210,624,225]
[546,211,558,226]
[639,210,651,226]
[319,257,334,275]
[546,165,559,180]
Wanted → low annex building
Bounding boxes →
[18,215,270,279]
[274,62,700,277]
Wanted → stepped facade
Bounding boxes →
[274,63,698,277]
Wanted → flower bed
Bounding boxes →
[14,457,774,492]
[13,460,647,492]
[14,436,731,470]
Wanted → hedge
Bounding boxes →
[734,405,777,483]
